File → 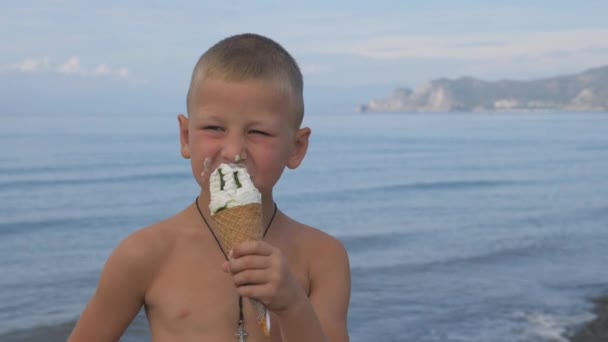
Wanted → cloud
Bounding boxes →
[117,67,129,78]
[58,56,81,73]
[94,63,110,75]
[338,29,608,62]
[0,56,130,78]
[0,57,52,72]
[300,63,332,75]
[293,28,608,84]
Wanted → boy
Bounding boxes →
[68,33,351,341]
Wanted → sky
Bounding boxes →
[1,0,608,115]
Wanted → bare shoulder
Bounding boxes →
[280,215,351,341]
[112,222,167,273]
[68,209,192,342]
[281,215,350,277]
[107,208,191,287]
[287,216,346,249]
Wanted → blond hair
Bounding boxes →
[187,33,304,126]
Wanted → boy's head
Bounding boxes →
[180,33,310,197]
[187,33,304,128]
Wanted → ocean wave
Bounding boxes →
[283,179,535,200]
[0,215,128,236]
[517,311,595,342]
[576,142,608,151]
[349,238,550,276]
[0,311,149,342]
[0,171,189,191]
[339,231,412,253]
[0,159,174,176]
[0,319,77,342]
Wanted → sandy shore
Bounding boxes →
[569,295,608,342]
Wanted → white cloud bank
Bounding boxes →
[341,29,608,63]
[0,56,130,78]
[294,28,608,84]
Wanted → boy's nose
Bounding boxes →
[221,134,247,163]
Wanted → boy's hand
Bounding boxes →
[222,240,305,313]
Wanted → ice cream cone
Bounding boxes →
[209,163,271,337]
[212,203,262,252]
[213,203,270,336]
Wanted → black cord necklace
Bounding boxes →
[195,196,277,340]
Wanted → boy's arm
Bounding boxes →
[276,235,351,342]
[68,231,156,342]
[307,236,351,341]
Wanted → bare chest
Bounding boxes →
[144,240,309,341]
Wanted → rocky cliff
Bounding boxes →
[358,65,608,113]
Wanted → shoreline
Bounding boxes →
[2,296,608,341]
[569,295,608,342]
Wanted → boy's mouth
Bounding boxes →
[201,156,249,179]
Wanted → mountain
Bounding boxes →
[358,65,608,113]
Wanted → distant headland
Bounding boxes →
[358,65,608,113]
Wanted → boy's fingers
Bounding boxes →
[232,269,268,287]
[236,283,272,300]
[227,255,270,273]
[230,240,274,258]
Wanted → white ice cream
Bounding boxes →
[209,163,261,215]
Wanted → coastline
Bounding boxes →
[0,312,149,342]
[2,296,608,342]
[569,295,608,342]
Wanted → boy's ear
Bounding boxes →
[177,114,191,159]
[286,127,311,169]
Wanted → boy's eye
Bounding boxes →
[203,126,224,132]
[249,130,270,136]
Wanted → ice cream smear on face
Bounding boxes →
[207,162,271,336]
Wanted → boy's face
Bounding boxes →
[178,78,310,197]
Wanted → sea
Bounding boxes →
[1,111,607,342]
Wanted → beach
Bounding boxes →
[570,296,608,342]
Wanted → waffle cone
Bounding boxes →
[213,203,263,251]
[212,203,271,336]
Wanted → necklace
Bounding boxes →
[195,196,278,341]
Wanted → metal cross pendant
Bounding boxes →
[235,320,248,342]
